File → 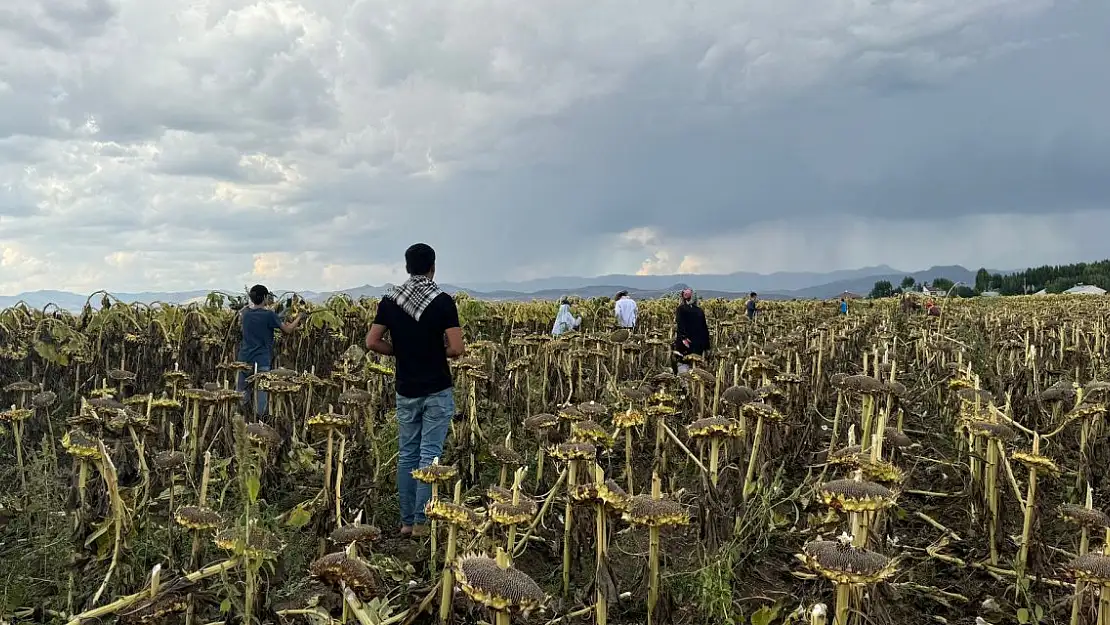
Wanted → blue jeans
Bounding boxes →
[236,364,271,417]
[396,387,455,526]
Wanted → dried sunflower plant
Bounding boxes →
[3,289,1110,625]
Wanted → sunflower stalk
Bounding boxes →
[593,464,609,625]
[1016,433,1042,582]
[438,480,463,624]
[647,472,663,625]
[562,459,579,598]
[1070,484,1094,625]
[742,412,765,503]
[64,558,242,625]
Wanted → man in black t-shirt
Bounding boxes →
[366,243,465,538]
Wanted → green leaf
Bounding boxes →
[1034,605,1044,621]
[750,605,779,625]
[1016,608,1030,624]
[286,504,313,528]
[220,599,231,613]
[245,475,261,503]
[84,521,112,549]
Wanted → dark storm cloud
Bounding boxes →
[490,10,1110,242]
[3,0,1109,293]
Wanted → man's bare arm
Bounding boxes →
[444,327,465,358]
[366,323,394,356]
[279,314,303,334]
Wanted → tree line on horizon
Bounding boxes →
[866,259,1110,299]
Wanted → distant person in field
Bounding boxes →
[237,284,303,417]
[839,297,848,315]
[365,243,465,538]
[614,290,638,329]
[746,292,759,320]
[926,299,941,317]
[551,297,582,336]
[672,288,711,374]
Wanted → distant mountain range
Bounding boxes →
[0,264,1000,311]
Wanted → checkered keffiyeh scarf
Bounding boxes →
[385,275,443,321]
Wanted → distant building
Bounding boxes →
[1032,289,1048,296]
[1064,284,1107,295]
[920,284,946,297]
[838,291,862,300]
[980,291,1001,297]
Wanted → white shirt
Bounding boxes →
[551,303,581,336]
[614,297,638,328]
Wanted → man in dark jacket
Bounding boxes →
[672,288,711,373]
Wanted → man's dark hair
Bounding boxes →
[249,284,269,306]
[405,243,436,275]
[615,290,628,299]
[749,292,757,298]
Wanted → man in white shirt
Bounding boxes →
[614,290,638,328]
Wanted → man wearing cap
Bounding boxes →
[237,284,303,417]
[672,287,711,374]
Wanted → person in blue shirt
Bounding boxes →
[746,292,759,320]
[839,297,848,315]
[237,284,303,417]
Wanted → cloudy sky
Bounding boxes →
[1,0,1107,294]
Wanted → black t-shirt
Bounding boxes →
[372,292,460,398]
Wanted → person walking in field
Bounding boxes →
[237,284,303,418]
[614,290,638,329]
[672,288,711,374]
[746,292,760,320]
[365,243,466,538]
[551,297,582,336]
[839,297,848,315]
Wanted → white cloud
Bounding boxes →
[0,0,1106,295]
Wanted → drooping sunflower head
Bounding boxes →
[411,460,459,484]
[454,552,548,615]
[425,500,486,531]
[1058,504,1110,531]
[549,441,597,462]
[310,552,378,598]
[623,495,689,528]
[613,407,648,429]
[1068,553,1110,586]
[799,539,896,585]
[489,499,537,526]
[570,420,613,448]
[330,524,383,546]
[174,505,223,531]
[818,479,897,512]
[686,416,742,440]
[307,412,354,430]
[245,422,283,448]
[62,430,103,460]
